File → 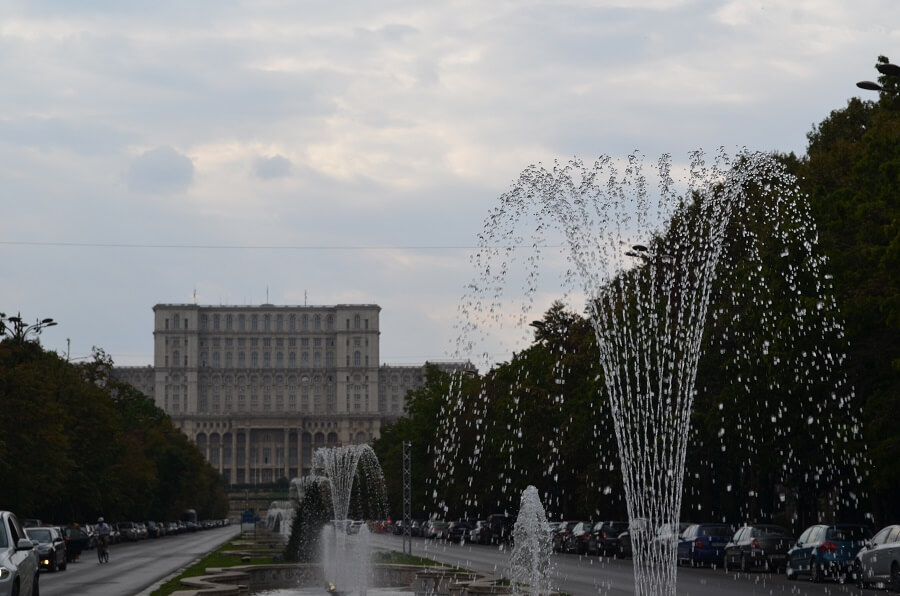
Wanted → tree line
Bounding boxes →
[373,57,899,532]
[0,337,229,523]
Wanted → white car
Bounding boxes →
[0,511,38,596]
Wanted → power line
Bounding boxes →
[0,240,482,250]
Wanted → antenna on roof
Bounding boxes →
[193,288,197,304]
[305,290,308,306]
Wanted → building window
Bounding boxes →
[264,314,271,330]
[326,314,334,330]
[252,315,258,331]
[251,352,259,368]
[214,314,220,330]
[314,314,321,330]
[354,314,360,329]
[239,315,246,331]
[226,314,233,330]
[174,314,181,329]
[277,315,283,330]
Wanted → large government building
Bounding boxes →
[112,303,472,485]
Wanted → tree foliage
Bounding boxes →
[0,340,228,522]
[374,57,897,529]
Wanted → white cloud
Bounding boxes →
[1,0,898,367]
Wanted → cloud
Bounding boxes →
[126,146,194,193]
[253,154,292,179]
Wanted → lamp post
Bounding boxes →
[1,312,58,344]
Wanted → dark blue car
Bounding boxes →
[677,523,733,567]
[786,523,871,582]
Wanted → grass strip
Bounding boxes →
[149,540,271,595]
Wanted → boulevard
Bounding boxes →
[371,533,866,596]
[39,524,238,596]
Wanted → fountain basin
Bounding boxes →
[168,563,490,596]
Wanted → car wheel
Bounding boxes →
[890,562,899,593]
[811,559,824,583]
[786,562,796,581]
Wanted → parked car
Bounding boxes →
[786,523,871,582]
[487,513,515,545]
[469,520,491,544]
[145,521,161,539]
[423,520,449,540]
[25,526,67,572]
[724,524,793,572]
[588,521,629,556]
[654,522,691,554]
[854,524,900,590]
[448,520,473,543]
[566,522,594,554]
[616,518,651,558]
[116,521,140,542]
[0,511,39,596]
[62,525,90,561]
[677,523,733,567]
[347,521,364,535]
[553,521,579,552]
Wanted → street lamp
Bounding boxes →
[856,59,900,95]
[1,312,58,344]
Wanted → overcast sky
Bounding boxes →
[1,0,896,368]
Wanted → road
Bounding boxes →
[371,533,867,596]
[39,525,239,596]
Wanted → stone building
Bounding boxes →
[111,302,473,486]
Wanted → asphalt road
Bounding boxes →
[38,525,239,596]
[371,533,869,596]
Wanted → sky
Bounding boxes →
[1,0,897,368]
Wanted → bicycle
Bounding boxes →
[97,535,110,563]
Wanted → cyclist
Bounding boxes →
[96,517,111,562]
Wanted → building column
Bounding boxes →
[230,430,237,486]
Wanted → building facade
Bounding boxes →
[112,303,472,486]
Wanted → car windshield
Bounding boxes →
[828,526,872,541]
[26,528,52,543]
[0,524,8,548]
[701,526,733,537]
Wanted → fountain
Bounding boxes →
[509,486,553,596]
[313,444,387,595]
[444,149,864,595]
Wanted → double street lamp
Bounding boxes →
[856,60,900,95]
[1,312,58,344]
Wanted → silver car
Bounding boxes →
[0,511,39,596]
[854,524,900,590]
